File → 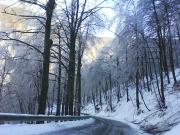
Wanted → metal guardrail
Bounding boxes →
[0,113,91,122]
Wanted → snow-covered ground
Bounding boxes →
[0,70,179,135]
[83,69,180,135]
[0,118,95,135]
[165,123,180,135]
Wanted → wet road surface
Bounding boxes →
[41,117,138,135]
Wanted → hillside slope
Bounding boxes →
[83,69,180,135]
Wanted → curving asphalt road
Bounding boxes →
[41,117,138,135]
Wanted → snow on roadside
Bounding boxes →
[165,123,180,135]
[83,69,180,134]
[0,118,95,135]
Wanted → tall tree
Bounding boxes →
[62,0,105,115]
[38,0,56,115]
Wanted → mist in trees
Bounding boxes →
[0,0,179,117]
[0,0,106,116]
[82,0,180,113]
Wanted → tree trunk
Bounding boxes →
[144,49,151,92]
[152,0,165,107]
[62,80,67,116]
[76,46,82,116]
[38,0,55,115]
[159,50,166,107]
[56,43,62,116]
[109,73,113,111]
[92,91,96,111]
[125,81,129,102]
[165,5,177,84]
[136,71,140,111]
[66,36,76,115]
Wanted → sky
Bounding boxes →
[0,0,116,64]
[0,0,116,38]
[96,0,116,38]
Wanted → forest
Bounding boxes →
[0,0,179,125]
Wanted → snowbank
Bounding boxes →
[165,123,180,135]
[83,69,180,134]
[0,118,95,135]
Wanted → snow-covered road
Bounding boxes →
[40,117,138,135]
[0,117,138,135]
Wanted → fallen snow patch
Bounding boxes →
[0,118,95,135]
[83,69,180,135]
[165,123,180,135]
